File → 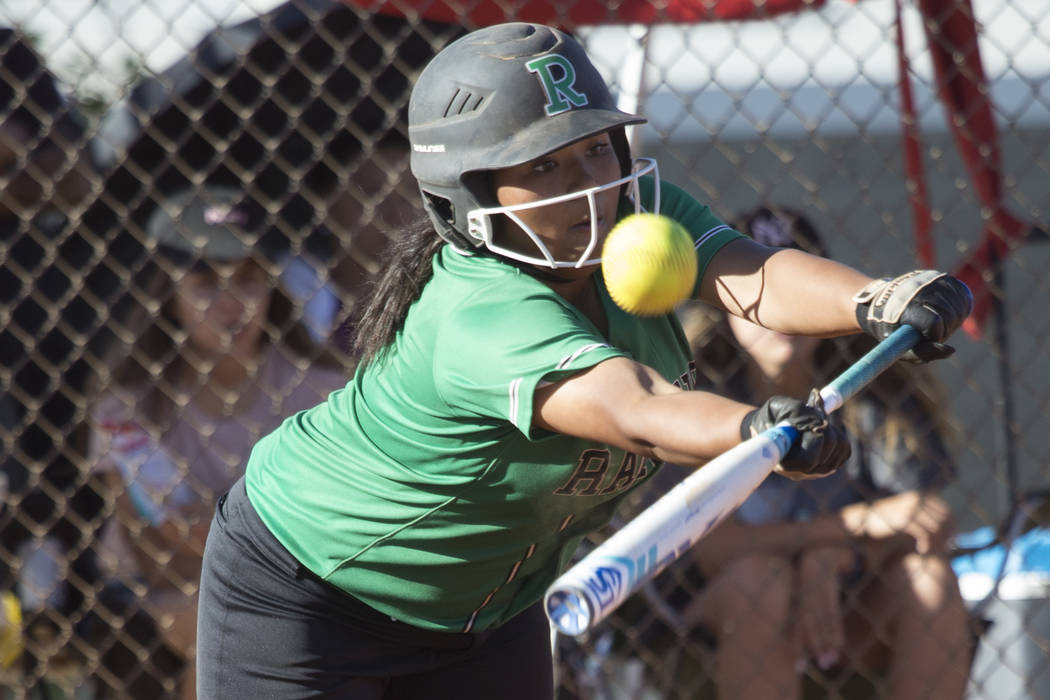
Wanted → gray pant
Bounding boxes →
[196,477,554,699]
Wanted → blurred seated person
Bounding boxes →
[668,207,971,700]
[87,185,348,699]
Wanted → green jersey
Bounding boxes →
[246,177,741,633]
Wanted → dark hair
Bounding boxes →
[350,216,445,367]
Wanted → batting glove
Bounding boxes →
[739,392,851,479]
[853,270,973,362]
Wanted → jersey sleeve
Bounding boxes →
[432,287,625,439]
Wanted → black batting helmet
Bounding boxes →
[408,22,646,255]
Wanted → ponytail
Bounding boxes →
[351,216,445,366]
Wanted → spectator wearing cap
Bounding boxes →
[623,207,972,699]
[85,185,348,700]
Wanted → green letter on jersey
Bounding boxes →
[525,55,589,116]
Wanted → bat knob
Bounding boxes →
[545,588,593,636]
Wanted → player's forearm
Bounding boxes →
[701,239,870,337]
[534,357,752,464]
[624,390,754,467]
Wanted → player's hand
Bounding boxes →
[740,393,851,479]
[853,270,973,362]
[795,546,852,671]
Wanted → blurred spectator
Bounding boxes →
[86,185,348,699]
[0,26,109,686]
[659,206,972,699]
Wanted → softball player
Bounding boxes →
[196,22,972,699]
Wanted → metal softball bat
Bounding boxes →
[545,325,921,636]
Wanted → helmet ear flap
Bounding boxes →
[421,189,474,251]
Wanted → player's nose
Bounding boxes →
[561,146,604,191]
[573,160,605,192]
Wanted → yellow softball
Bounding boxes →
[601,213,698,316]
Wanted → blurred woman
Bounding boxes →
[87,185,348,700]
[674,207,972,700]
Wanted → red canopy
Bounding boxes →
[349,0,1031,336]
[355,0,824,25]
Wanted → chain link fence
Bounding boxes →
[0,0,1048,697]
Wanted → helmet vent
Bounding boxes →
[443,88,486,118]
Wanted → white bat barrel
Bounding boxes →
[545,426,795,636]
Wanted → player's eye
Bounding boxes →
[588,141,612,157]
[531,157,558,174]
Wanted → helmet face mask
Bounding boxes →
[467,157,660,269]
[409,22,654,261]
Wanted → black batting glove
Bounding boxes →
[853,270,973,363]
[739,392,851,479]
